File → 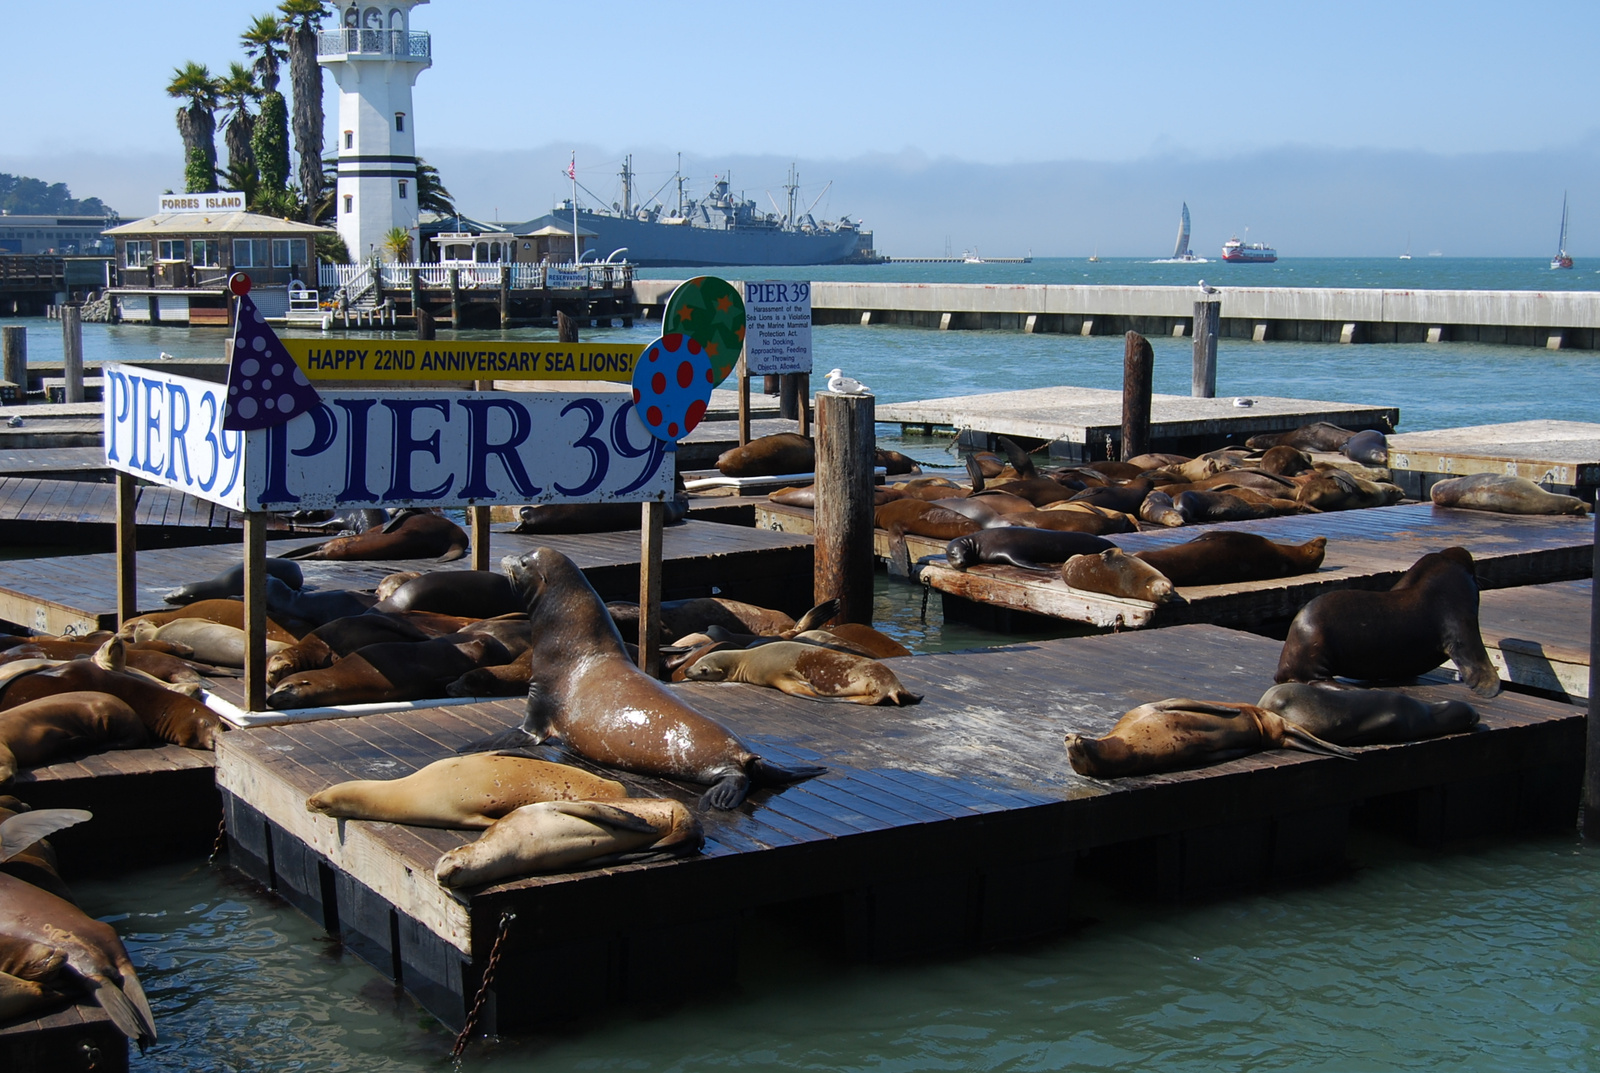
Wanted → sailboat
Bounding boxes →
[1400,233,1412,260]
[1551,193,1574,269]
[1154,202,1206,263]
[1088,246,1100,263]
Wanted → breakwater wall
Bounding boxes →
[633,281,1600,349]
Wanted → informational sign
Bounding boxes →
[545,267,589,290]
[743,280,813,375]
[158,191,247,214]
[103,364,672,512]
[279,339,641,383]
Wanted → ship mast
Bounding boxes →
[785,163,799,225]
[676,152,685,216]
[619,154,633,216]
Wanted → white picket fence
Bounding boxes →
[318,262,627,293]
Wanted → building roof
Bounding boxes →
[103,211,334,237]
[523,222,598,238]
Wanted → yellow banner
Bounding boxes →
[281,339,641,383]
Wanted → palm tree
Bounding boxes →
[218,62,260,195]
[310,156,339,225]
[279,0,331,223]
[382,226,413,262]
[240,12,285,93]
[167,62,220,193]
[415,160,456,217]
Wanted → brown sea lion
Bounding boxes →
[514,496,689,534]
[683,641,923,705]
[1256,683,1479,745]
[876,447,923,475]
[473,547,827,808]
[715,431,814,477]
[1061,548,1176,604]
[0,872,158,1048]
[280,509,470,562]
[1275,547,1501,697]
[119,601,299,643]
[1175,488,1303,523]
[1295,469,1403,511]
[375,570,523,618]
[791,624,913,659]
[945,529,1114,571]
[0,663,222,748]
[447,648,535,696]
[1125,452,1192,471]
[1182,469,1301,495]
[1132,531,1327,587]
[1064,698,1354,779]
[0,640,214,684]
[1247,421,1368,452]
[265,611,459,686]
[875,500,981,540]
[1000,509,1135,535]
[0,692,148,785]
[306,753,627,828]
[267,635,505,709]
[1256,446,1315,476]
[1078,460,1146,482]
[434,797,703,888]
[1063,480,1153,514]
[1138,490,1187,527]
[1429,473,1589,516]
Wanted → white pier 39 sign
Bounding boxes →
[743,280,813,376]
[102,364,672,512]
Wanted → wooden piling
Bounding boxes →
[558,310,579,343]
[796,373,811,437]
[114,472,136,626]
[813,391,876,624]
[737,355,751,446]
[779,374,802,421]
[1,325,24,399]
[1120,330,1153,461]
[416,305,435,340]
[1192,299,1219,398]
[243,513,268,712]
[1585,510,1600,840]
[639,500,665,677]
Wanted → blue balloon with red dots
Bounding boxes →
[630,332,715,444]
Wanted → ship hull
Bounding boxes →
[1221,250,1277,263]
[572,210,864,268]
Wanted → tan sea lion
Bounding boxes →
[1002,509,1136,535]
[1132,531,1327,587]
[0,662,221,749]
[803,622,912,659]
[306,753,627,828]
[267,636,505,709]
[119,601,299,643]
[280,508,470,562]
[0,872,158,1048]
[375,571,423,602]
[129,619,291,668]
[1064,698,1354,779]
[1256,683,1479,745]
[473,547,827,808]
[0,693,148,785]
[434,797,702,888]
[1061,548,1176,604]
[1125,452,1191,471]
[715,431,814,477]
[1429,473,1589,516]
[0,639,213,684]
[0,964,63,1021]
[1275,547,1501,697]
[1138,490,1187,527]
[684,641,923,705]
[1247,421,1370,452]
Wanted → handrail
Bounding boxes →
[317,29,431,59]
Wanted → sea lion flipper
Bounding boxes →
[456,726,540,755]
[1278,721,1358,759]
[547,800,661,835]
[750,757,827,787]
[1151,698,1243,717]
[964,453,986,492]
[888,535,912,579]
[0,808,93,862]
[700,773,752,810]
[84,975,157,1048]
[997,436,1036,478]
[277,540,329,560]
[793,597,842,633]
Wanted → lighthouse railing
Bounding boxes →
[318,29,431,59]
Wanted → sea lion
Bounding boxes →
[474,547,827,808]
[280,509,470,562]
[607,597,834,646]
[1429,473,1589,516]
[0,662,224,749]
[1256,445,1315,476]
[448,648,535,696]
[1256,683,1479,745]
[375,571,422,602]
[1275,546,1502,697]
[1176,488,1303,523]
[715,431,814,477]
[0,639,213,684]
[1003,509,1136,535]
[1342,429,1389,465]
[874,499,982,541]
[129,618,291,668]
[945,529,1114,571]
[1247,421,1373,453]
[515,495,689,534]
[0,693,148,784]
[1063,481,1154,514]
[803,622,912,659]
[265,611,467,686]
[0,799,85,904]
[375,570,523,618]
[1132,532,1327,587]
[265,576,379,627]
[1139,490,1187,527]
[434,797,703,888]
[0,872,158,1047]
[306,753,627,828]
[683,641,923,705]
[1064,698,1354,779]
[1125,453,1191,471]
[119,601,300,643]
[1061,547,1176,604]
[267,635,504,709]
[1295,469,1403,511]
[165,558,304,604]
[876,447,922,475]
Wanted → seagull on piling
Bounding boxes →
[1198,280,1219,295]
[826,368,873,395]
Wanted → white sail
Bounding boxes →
[1173,203,1191,259]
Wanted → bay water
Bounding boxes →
[6,257,1599,1068]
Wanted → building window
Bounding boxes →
[271,238,308,268]
[344,130,354,150]
[398,180,408,199]
[157,239,185,261]
[191,239,220,267]
[344,195,354,214]
[232,238,270,268]
[124,240,152,268]
[394,112,405,132]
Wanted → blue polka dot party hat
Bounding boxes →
[222,274,323,431]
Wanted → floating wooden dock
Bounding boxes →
[756,499,949,561]
[214,623,1582,1032]
[0,476,320,549]
[1477,578,1592,698]
[0,519,814,634]
[1386,420,1600,498]
[0,1003,128,1073]
[915,504,1594,630]
[0,447,110,480]
[876,386,1398,461]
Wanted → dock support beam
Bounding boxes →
[1,325,24,399]
[60,305,84,403]
[243,513,268,712]
[860,311,872,326]
[814,391,876,625]
[1192,300,1219,398]
[1080,318,1094,337]
[1252,322,1268,342]
[1121,331,1153,461]
[115,472,137,626]
[1426,326,1444,343]
[1547,331,1565,351]
[1025,314,1039,334]
[1585,509,1600,839]
[639,500,664,678]
[939,313,953,331]
[1340,322,1358,344]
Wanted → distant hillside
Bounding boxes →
[0,173,116,217]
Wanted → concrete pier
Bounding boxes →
[634,281,1600,349]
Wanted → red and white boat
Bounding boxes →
[1221,235,1277,263]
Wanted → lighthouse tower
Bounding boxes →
[318,1,432,263]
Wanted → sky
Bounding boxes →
[1,0,1596,256]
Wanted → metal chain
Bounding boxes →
[451,911,516,1061]
[206,815,227,865]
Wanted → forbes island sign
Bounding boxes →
[103,364,670,512]
[158,191,247,214]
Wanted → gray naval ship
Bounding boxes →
[517,159,880,268]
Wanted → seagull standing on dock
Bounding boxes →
[1198,280,1219,295]
[826,368,873,395]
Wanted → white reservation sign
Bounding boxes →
[103,364,673,513]
[744,280,813,375]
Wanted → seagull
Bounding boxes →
[6,416,21,428]
[1198,280,1219,295]
[826,368,873,395]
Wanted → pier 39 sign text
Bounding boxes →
[102,364,671,513]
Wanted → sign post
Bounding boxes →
[744,280,814,437]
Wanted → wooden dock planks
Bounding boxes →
[1477,578,1592,698]
[1387,420,1600,494]
[0,519,814,633]
[916,503,1595,629]
[0,1002,128,1073]
[214,624,1583,1030]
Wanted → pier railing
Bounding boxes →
[317,29,431,59]
[319,262,631,292]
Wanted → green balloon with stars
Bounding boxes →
[661,276,745,387]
